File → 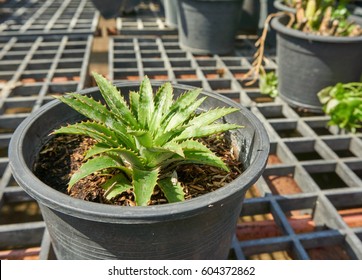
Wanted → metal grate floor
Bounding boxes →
[0,0,361,260]
[0,0,99,37]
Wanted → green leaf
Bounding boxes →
[128,129,153,148]
[317,86,333,105]
[174,123,241,141]
[85,144,144,169]
[186,107,239,127]
[92,72,138,128]
[181,139,229,171]
[53,121,135,150]
[68,155,124,189]
[153,125,188,146]
[155,82,173,116]
[129,90,139,120]
[183,149,229,172]
[109,148,144,169]
[158,176,184,203]
[161,88,202,129]
[259,71,278,98]
[163,96,206,132]
[101,173,132,200]
[133,168,159,206]
[140,141,185,168]
[56,94,135,149]
[149,82,173,133]
[53,121,120,147]
[85,142,113,160]
[138,76,154,129]
[318,82,362,133]
[179,139,211,153]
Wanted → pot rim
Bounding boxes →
[271,14,362,43]
[9,81,269,223]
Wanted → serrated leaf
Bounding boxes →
[53,121,135,150]
[133,168,159,206]
[128,129,153,148]
[174,123,241,141]
[155,82,173,116]
[186,107,239,127]
[56,94,135,149]
[158,176,184,203]
[101,173,132,200]
[93,72,138,128]
[68,155,124,189]
[129,90,139,120]
[57,93,113,124]
[161,88,201,128]
[109,148,144,169]
[53,121,119,147]
[138,76,154,129]
[149,82,173,133]
[179,139,210,153]
[163,96,206,132]
[85,142,113,160]
[84,144,144,169]
[183,149,229,172]
[153,125,188,146]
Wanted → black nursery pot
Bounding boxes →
[90,0,123,18]
[9,82,269,260]
[271,15,362,112]
[177,0,244,55]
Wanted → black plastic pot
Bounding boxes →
[9,82,269,260]
[177,0,244,54]
[273,0,294,13]
[90,0,140,19]
[271,15,362,112]
[164,0,178,28]
[239,0,261,34]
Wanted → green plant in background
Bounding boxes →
[318,82,362,133]
[259,71,279,98]
[244,0,361,87]
[288,0,361,36]
[53,73,241,206]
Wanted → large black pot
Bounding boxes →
[9,82,269,259]
[90,0,141,19]
[177,0,244,54]
[271,15,362,112]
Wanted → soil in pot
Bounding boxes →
[33,132,244,206]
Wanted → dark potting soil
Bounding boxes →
[33,133,243,206]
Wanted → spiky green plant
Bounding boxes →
[53,73,242,206]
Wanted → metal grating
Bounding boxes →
[0,0,99,37]
[116,1,177,36]
[0,35,93,260]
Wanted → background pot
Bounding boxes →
[177,0,244,54]
[163,0,178,28]
[90,0,123,18]
[271,15,362,112]
[90,0,141,18]
[239,0,260,34]
[9,82,269,260]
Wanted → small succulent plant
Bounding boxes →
[53,73,241,206]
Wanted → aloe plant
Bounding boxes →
[53,73,241,206]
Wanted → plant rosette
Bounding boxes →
[9,76,269,260]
